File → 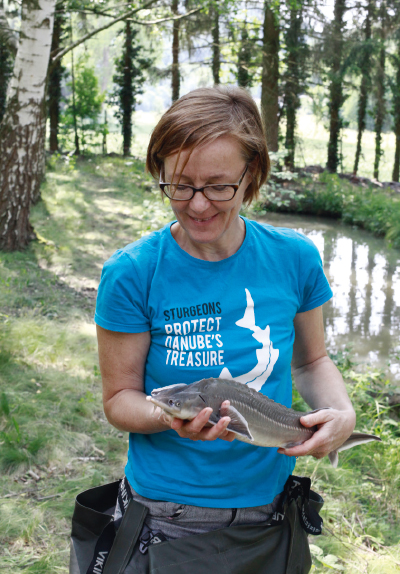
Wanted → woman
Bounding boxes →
[95,86,356,571]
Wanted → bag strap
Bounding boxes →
[269,475,323,535]
[85,478,148,574]
[104,499,148,574]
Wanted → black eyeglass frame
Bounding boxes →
[159,165,249,202]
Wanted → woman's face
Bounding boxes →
[163,136,251,250]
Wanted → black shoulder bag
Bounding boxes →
[69,475,324,574]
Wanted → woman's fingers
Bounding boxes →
[278,409,355,459]
[171,407,234,442]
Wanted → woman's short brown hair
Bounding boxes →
[146,86,270,204]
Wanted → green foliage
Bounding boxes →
[295,351,400,572]
[61,57,105,153]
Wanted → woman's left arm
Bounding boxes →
[278,305,356,460]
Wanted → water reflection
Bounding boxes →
[256,213,400,380]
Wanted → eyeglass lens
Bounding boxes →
[163,184,236,201]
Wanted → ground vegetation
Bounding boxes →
[0,156,399,572]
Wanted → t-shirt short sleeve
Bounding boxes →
[94,250,150,333]
[296,234,333,313]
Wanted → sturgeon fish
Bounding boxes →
[147,377,381,467]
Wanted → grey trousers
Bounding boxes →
[115,480,281,574]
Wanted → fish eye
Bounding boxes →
[176,401,181,407]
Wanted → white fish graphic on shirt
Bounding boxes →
[219,289,279,392]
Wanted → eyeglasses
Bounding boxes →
[159,165,248,202]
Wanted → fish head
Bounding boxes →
[147,383,208,420]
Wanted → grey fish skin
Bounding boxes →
[147,378,382,467]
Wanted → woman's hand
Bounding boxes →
[169,401,236,442]
[277,407,356,459]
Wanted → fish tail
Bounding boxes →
[328,432,381,467]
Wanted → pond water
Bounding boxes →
[255,212,400,381]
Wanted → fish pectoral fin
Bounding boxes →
[208,412,220,426]
[306,407,333,415]
[219,404,254,441]
[284,440,306,448]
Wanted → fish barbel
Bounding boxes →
[146,377,381,467]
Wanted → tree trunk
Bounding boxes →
[392,47,400,182]
[284,5,304,170]
[212,3,220,85]
[0,0,55,251]
[373,2,386,180]
[261,2,279,152]
[327,0,346,173]
[122,20,133,156]
[171,0,180,102]
[69,17,80,155]
[353,0,372,175]
[48,8,64,153]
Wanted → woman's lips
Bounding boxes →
[189,213,218,223]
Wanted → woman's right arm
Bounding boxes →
[97,325,234,440]
[97,325,169,433]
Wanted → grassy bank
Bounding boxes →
[258,171,400,249]
[0,156,399,573]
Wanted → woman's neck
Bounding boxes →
[170,217,246,262]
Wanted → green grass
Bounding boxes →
[0,156,399,572]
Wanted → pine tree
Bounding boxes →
[326,0,347,173]
[261,1,280,152]
[353,0,374,175]
[110,21,151,156]
[391,32,400,181]
[211,2,221,84]
[171,0,180,102]
[373,0,386,180]
[236,22,253,88]
[282,1,309,170]
[47,5,66,153]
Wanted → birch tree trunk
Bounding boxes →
[0,0,55,251]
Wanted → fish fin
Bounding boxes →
[306,407,333,415]
[284,440,306,448]
[328,450,339,468]
[327,433,381,468]
[337,432,382,453]
[208,412,220,425]
[220,404,254,441]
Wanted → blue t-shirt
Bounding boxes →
[95,218,332,508]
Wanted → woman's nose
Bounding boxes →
[189,190,212,212]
